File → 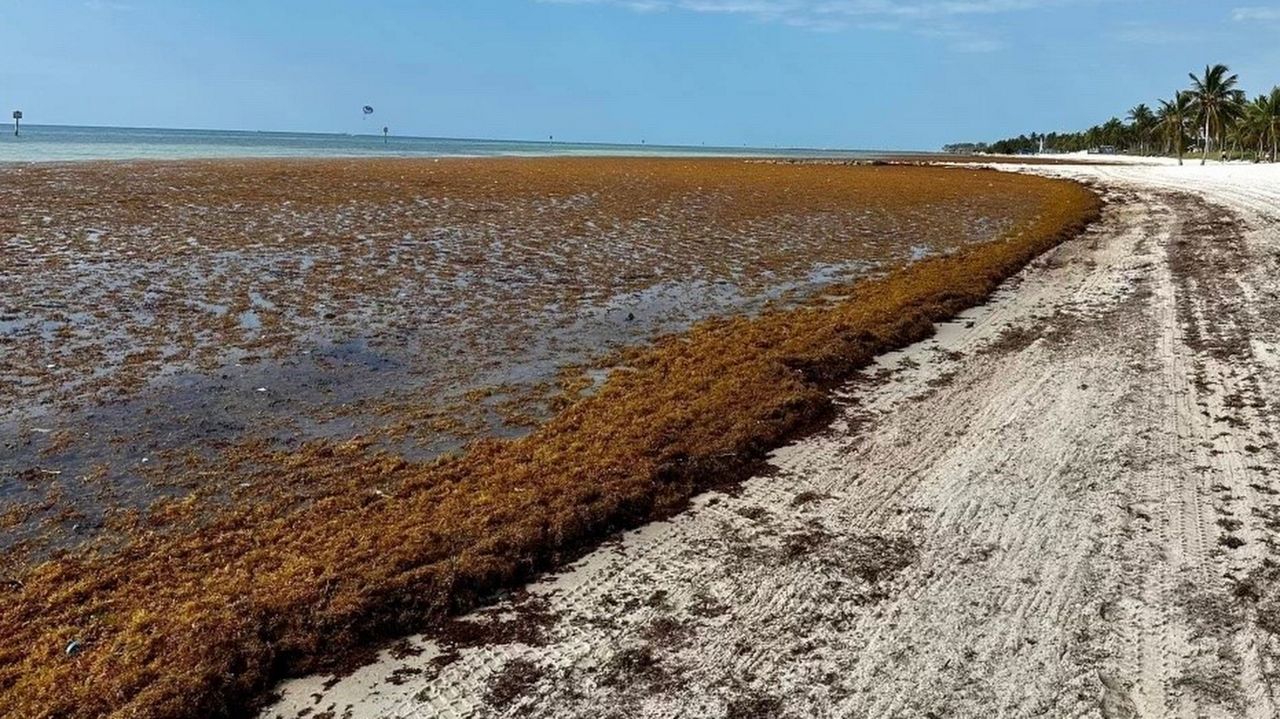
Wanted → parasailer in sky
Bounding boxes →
[362,105,374,120]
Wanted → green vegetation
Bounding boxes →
[946,64,1280,164]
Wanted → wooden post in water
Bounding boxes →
[12,110,21,137]
[383,126,388,145]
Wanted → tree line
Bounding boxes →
[945,64,1280,165]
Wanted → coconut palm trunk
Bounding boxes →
[1202,115,1211,165]
[1189,65,1243,166]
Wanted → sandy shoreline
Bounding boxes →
[261,160,1280,718]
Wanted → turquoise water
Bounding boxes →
[0,124,894,162]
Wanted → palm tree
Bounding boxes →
[1188,64,1244,165]
[1243,99,1267,161]
[1127,103,1156,155]
[1085,125,1102,152]
[1157,91,1192,165]
[1257,87,1280,162]
[1101,117,1126,151]
[1225,121,1249,160]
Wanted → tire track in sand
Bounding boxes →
[261,164,1280,719]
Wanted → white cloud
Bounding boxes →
[950,37,1004,52]
[1231,6,1280,22]
[1112,22,1196,45]
[84,0,133,11]
[537,0,1093,49]
[539,0,1073,21]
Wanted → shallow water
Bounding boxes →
[0,124,897,163]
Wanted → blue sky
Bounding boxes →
[1,1,1277,149]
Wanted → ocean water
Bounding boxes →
[0,124,893,163]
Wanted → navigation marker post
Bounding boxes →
[12,110,21,137]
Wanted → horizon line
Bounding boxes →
[4,121,927,155]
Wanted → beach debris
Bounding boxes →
[65,640,81,656]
